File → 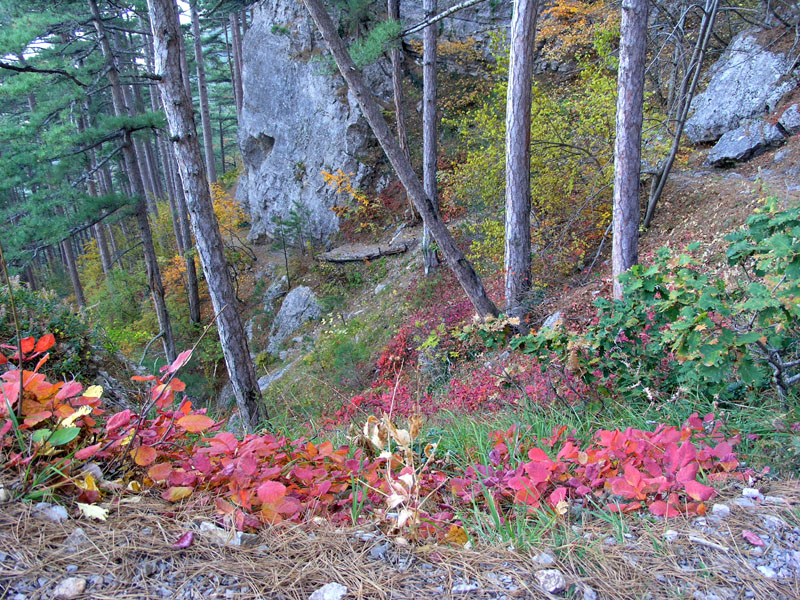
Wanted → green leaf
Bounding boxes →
[48,427,81,447]
[31,429,52,444]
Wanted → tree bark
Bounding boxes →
[229,12,244,117]
[504,0,538,319]
[612,0,648,299]
[88,0,177,362]
[191,1,218,183]
[173,153,203,325]
[421,0,441,275]
[303,0,498,318]
[147,0,265,429]
[387,0,415,219]
[62,236,85,306]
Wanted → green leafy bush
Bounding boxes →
[512,201,800,404]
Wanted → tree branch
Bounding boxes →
[0,60,87,87]
[402,0,489,36]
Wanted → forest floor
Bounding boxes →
[3,138,800,600]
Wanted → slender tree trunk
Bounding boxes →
[504,0,538,320]
[612,0,649,300]
[643,0,718,229]
[230,12,244,116]
[421,0,441,274]
[219,108,226,174]
[303,0,498,317]
[147,0,265,429]
[62,237,85,306]
[94,224,113,275]
[174,159,203,325]
[89,0,177,362]
[387,0,415,220]
[191,1,218,183]
[224,22,238,112]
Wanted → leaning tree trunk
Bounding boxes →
[303,0,498,318]
[88,0,177,362]
[612,0,649,300]
[147,0,265,430]
[191,0,218,183]
[388,0,415,219]
[504,0,538,320]
[421,0,440,275]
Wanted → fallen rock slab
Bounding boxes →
[317,242,408,263]
[267,286,320,354]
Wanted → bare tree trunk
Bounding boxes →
[147,0,265,429]
[643,0,718,229]
[303,0,498,317]
[62,237,85,306]
[219,107,226,174]
[174,159,203,325]
[421,0,441,275]
[504,0,538,320]
[191,1,218,183]
[612,0,649,300]
[387,0,415,219]
[89,0,177,362]
[223,22,238,112]
[230,12,244,117]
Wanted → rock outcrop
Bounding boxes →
[267,286,320,354]
[237,0,380,243]
[685,29,796,143]
[237,0,512,242]
[779,103,800,135]
[706,119,786,166]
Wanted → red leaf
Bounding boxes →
[173,531,194,549]
[131,375,157,382]
[0,353,7,365]
[676,462,699,483]
[684,480,715,502]
[649,500,681,517]
[165,349,193,375]
[106,409,133,433]
[20,337,35,355]
[257,481,287,505]
[75,443,102,460]
[55,380,83,401]
[177,414,215,433]
[148,462,172,481]
[742,530,764,547]
[34,334,55,354]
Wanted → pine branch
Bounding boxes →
[0,60,87,87]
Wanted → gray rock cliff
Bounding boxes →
[685,29,797,143]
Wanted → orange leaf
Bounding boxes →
[34,334,55,353]
[163,486,193,502]
[131,446,158,466]
[177,414,215,433]
[148,462,173,481]
[20,337,35,354]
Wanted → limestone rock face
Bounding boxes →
[685,29,796,143]
[706,119,785,166]
[779,103,800,135]
[267,286,320,354]
[237,1,512,242]
[237,0,378,243]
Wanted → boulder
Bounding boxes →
[685,30,797,143]
[706,119,785,166]
[779,103,800,135]
[263,275,288,312]
[268,286,320,354]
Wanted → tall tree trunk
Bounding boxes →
[89,0,177,362]
[174,156,203,325]
[387,0,415,220]
[302,0,498,318]
[612,0,649,300]
[229,12,244,117]
[421,0,440,274]
[62,237,85,306]
[191,0,218,183]
[504,0,538,320]
[147,0,265,429]
[224,22,238,112]
[219,107,226,174]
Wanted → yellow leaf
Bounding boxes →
[83,385,103,399]
[443,524,469,546]
[77,502,108,521]
[61,405,92,428]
